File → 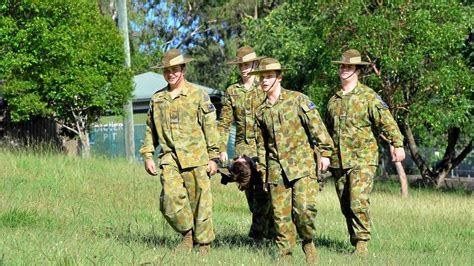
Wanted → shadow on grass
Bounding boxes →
[214,234,272,247]
[105,226,275,253]
[314,235,353,254]
[102,226,178,249]
[103,225,351,255]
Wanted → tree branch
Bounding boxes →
[436,127,460,171]
[57,122,79,136]
[401,122,434,181]
[452,140,472,168]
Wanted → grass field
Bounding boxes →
[0,150,473,265]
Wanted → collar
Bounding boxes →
[158,80,191,101]
[264,87,287,107]
[336,82,362,98]
[235,80,259,92]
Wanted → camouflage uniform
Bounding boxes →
[218,82,274,239]
[326,82,404,245]
[255,88,334,255]
[140,81,220,244]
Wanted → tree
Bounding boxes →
[245,0,473,188]
[121,0,285,89]
[0,0,133,158]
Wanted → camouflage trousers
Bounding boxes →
[269,175,319,255]
[245,184,275,240]
[331,165,376,245]
[159,161,214,244]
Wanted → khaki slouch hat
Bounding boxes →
[226,46,265,65]
[331,49,371,65]
[248,58,290,75]
[151,49,194,69]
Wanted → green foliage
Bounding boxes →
[0,0,133,133]
[245,0,473,145]
[127,0,285,89]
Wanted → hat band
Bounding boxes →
[262,62,281,70]
[168,54,184,66]
[241,52,257,62]
[341,56,362,64]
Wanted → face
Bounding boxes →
[163,65,185,86]
[339,64,358,81]
[259,71,281,93]
[238,61,256,79]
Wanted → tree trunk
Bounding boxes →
[78,129,91,159]
[436,168,450,189]
[401,123,435,186]
[402,123,472,188]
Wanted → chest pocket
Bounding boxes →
[153,99,169,118]
[348,99,370,127]
[230,94,240,108]
[152,98,169,129]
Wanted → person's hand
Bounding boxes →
[219,151,228,163]
[319,157,330,171]
[144,159,157,176]
[207,160,218,176]
[391,147,406,162]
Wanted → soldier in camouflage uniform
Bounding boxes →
[217,47,274,241]
[326,49,406,255]
[139,49,220,254]
[250,58,334,263]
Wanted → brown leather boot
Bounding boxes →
[199,243,211,255]
[302,239,319,264]
[175,230,193,252]
[354,241,368,256]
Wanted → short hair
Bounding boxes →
[230,160,252,190]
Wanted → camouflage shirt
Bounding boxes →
[139,81,220,168]
[255,88,334,184]
[326,82,404,169]
[217,82,266,157]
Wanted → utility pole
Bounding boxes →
[117,0,135,162]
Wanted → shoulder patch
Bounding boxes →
[203,94,210,102]
[208,103,215,112]
[300,95,316,113]
[376,95,389,109]
[201,102,216,114]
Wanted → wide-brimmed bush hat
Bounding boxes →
[248,58,290,75]
[226,46,265,65]
[151,49,194,69]
[331,49,371,65]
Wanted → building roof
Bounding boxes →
[132,72,223,102]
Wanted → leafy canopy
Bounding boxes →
[244,0,473,147]
[0,0,132,132]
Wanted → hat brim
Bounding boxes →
[331,60,371,65]
[248,68,291,75]
[226,56,266,65]
[150,58,194,69]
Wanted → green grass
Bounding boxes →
[0,150,473,265]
